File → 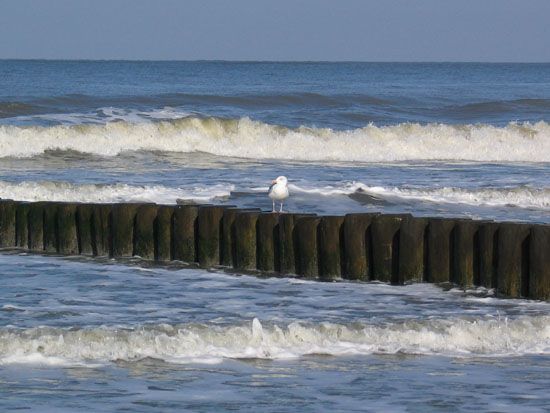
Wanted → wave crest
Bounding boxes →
[0,180,232,204]
[0,117,549,162]
[1,316,549,366]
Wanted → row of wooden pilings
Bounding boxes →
[0,199,548,300]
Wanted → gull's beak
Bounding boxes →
[271,180,277,184]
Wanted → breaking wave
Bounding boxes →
[0,180,233,204]
[290,183,550,210]
[1,316,549,366]
[0,117,549,162]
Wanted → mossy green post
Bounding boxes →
[134,204,158,260]
[57,203,79,255]
[478,222,500,289]
[220,208,240,267]
[43,202,59,253]
[15,202,30,249]
[318,216,344,280]
[371,214,405,283]
[426,218,456,283]
[452,219,479,288]
[342,213,377,280]
[529,225,550,300]
[76,204,94,255]
[0,200,16,248]
[497,223,531,298]
[28,202,45,252]
[234,211,260,271]
[155,206,173,261]
[295,216,320,278]
[92,204,112,256]
[110,203,139,257]
[197,206,225,268]
[278,214,312,275]
[256,213,280,272]
[398,216,428,283]
[172,205,199,263]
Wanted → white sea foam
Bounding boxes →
[0,117,549,162]
[0,180,233,204]
[289,182,550,210]
[1,317,549,366]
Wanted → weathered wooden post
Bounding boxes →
[15,202,30,249]
[342,213,377,280]
[233,210,260,271]
[172,205,199,263]
[452,219,480,288]
[497,223,532,298]
[134,204,158,260]
[57,203,79,255]
[197,205,225,267]
[155,205,174,261]
[295,216,321,277]
[529,224,550,300]
[91,204,112,256]
[110,203,139,257]
[318,216,344,280]
[371,214,405,283]
[398,216,428,284]
[426,218,456,283]
[477,222,500,289]
[76,204,94,255]
[256,213,280,272]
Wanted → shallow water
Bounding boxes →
[1,254,549,412]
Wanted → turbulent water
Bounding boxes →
[1,61,549,411]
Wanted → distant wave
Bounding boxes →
[288,183,550,210]
[1,316,549,366]
[446,98,550,117]
[0,101,44,118]
[0,92,394,118]
[0,117,549,162]
[0,180,233,204]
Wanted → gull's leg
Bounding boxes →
[272,200,276,213]
[279,201,284,213]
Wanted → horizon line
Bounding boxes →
[1,58,549,64]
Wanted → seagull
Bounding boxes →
[268,176,289,213]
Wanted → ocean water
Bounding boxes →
[0,61,549,411]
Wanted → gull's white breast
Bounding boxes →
[268,182,289,201]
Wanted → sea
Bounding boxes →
[0,61,549,412]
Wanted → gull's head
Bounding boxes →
[272,176,288,186]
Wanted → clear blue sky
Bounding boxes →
[1,0,549,62]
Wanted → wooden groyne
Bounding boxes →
[0,199,548,300]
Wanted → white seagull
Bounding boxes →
[268,176,289,213]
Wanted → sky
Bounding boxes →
[1,0,549,62]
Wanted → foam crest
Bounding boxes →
[0,180,232,204]
[1,317,549,366]
[290,183,550,210]
[0,117,549,162]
